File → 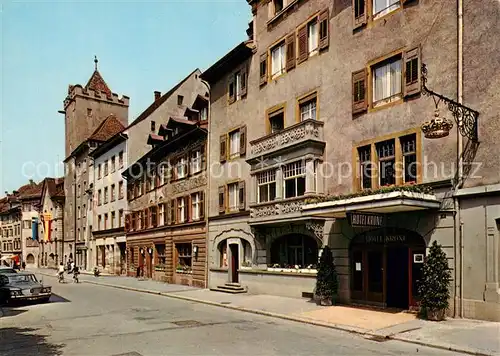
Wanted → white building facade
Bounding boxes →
[90,132,128,274]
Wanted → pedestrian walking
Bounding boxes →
[22,261,26,270]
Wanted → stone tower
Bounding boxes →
[63,57,129,157]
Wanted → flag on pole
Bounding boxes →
[43,213,52,242]
[31,217,38,240]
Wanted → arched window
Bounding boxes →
[270,234,318,268]
[26,254,35,264]
[218,240,228,268]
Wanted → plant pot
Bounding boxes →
[427,308,446,321]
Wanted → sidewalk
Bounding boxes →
[32,268,500,356]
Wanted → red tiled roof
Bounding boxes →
[85,69,111,96]
[89,114,125,142]
[41,177,65,201]
[17,181,43,200]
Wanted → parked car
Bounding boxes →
[0,272,51,304]
[0,266,17,274]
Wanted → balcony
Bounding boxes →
[247,119,325,165]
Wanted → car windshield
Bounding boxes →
[8,274,38,283]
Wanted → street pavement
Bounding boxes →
[0,273,463,356]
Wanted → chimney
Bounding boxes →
[154,91,161,101]
[29,179,34,185]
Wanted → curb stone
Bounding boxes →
[38,272,494,356]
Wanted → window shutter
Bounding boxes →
[220,134,227,163]
[185,196,190,223]
[125,214,130,232]
[285,33,296,71]
[259,53,268,86]
[240,67,248,97]
[297,26,308,64]
[319,8,330,50]
[353,0,367,30]
[352,69,368,114]
[239,126,247,156]
[238,181,246,211]
[228,75,236,104]
[218,186,225,214]
[403,46,421,97]
[199,191,205,220]
[171,199,176,225]
[201,143,207,170]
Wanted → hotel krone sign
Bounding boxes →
[347,212,385,227]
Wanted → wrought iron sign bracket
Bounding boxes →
[421,64,479,142]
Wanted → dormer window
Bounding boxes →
[151,121,156,132]
[177,95,184,106]
[200,106,208,121]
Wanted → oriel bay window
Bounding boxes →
[356,131,420,191]
[283,161,306,198]
[352,47,421,114]
[257,170,276,203]
[271,234,318,268]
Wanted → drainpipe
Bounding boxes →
[456,0,464,318]
[200,78,211,288]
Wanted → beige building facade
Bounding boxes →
[203,0,500,321]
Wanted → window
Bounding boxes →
[258,170,277,203]
[22,220,30,229]
[191,192,203,221]
[358,145,373,190]
[119,151,124,168]
[177,197,186,223]
[111,211,115,229]
[271,234,318,268]
[98,215,102,230]
[373,0,400,19]
[151,121,156,132]
[104,213,108,230]
[227,183,240,211]
[104,161,108,176]
[271,0,284,17]
[372,55,402,107]
[307,19,319,55]
[137,179,143,196]
[77,206,81,219]
[119,209,124,227]
[22,203,30,212]
[158,204,165,226]
[229,130,240,158]
[356,132,419,190]
[87,108,92,116]
[228,69,247,104]
[270,41,286,79]
[299,95,317,121]
[111,184,116,202]
[77,184,80,197]
[98,164,102,179]
[118,181,124,199]
[377,139,396,186]
[175,157,187,179]
[160,164,168,185]
[98,189,102,205]
[150,206,157,227]
[83,181,87,194]
[191,149,202,174]
[177,95,184,106]
[175,243,192,273]
[104,187,108,204]
[83,204,86,217]
[200,106,208,121]
[401,134,417,184]
[268,108,285,133]
[111,156,115,172]
[283,161,306,198]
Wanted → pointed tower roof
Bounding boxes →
[89,114,125,142]
[85,56,112,96]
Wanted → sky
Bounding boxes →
[0,0,250,197]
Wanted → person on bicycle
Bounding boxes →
[58,262,65,281]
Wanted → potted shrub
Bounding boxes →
[314,246,339,306]
[418,241,451,321]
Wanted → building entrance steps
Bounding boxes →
[30,268,500,356]
[210,283,248,294]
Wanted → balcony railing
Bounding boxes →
[250,195,316,220]
[248,119,324,159]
